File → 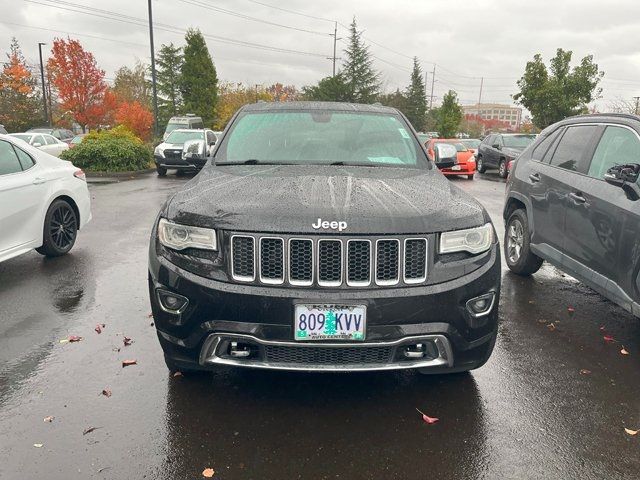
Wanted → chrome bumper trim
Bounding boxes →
[199,333,454,372]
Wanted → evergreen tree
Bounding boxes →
[180,29,218,126]
[341,18,381,103]
[156,43,183,126]
[0,38,41,132]
[404,57,427,131]
[301,74,350,102]
[436,90,463,138]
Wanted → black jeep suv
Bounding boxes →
[149,102,501,374]
[477,133,537,178]
[504,113,640,317]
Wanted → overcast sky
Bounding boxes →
[1,0,639,110]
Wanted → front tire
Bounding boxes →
[476,156,486,173]
[504,209,543,275]
[36,199,78,257]
[157,166,167,176]
[498,159,508,178]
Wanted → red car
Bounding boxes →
[425,139,476,180]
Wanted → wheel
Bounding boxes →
[36,199,78,257]
[504,209,543,275]
[157,166,167,176]
[476,156,486,173]
[467,174,474,180]
[498,159,508,178]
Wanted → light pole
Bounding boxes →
[38,42,49,127]
[147,0,159,137]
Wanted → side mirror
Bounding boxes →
[32,142,42,147]
[182,139,207,161]
[604,163,640,201]
[492,144,501,150]
[434,143,457,169]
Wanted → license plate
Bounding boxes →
[294,304,366,341]
[451,165,461,171]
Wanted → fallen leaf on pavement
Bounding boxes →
[68,335,83,343]
[173,371,183,378]
[416,408,439,424]
[621,346,630,355]
[579,369,591,375]
[123,336,133,346]
[94,324,104,334]
[33,443,43,448]
[43,416,54,423]
[59,339,69,344]
[101,388,112,397]
[83,426,101,435]
[122,359,137,368]
[202,468,215,478]
[567,307,575,313]
[625,428,639,436]
[547,323,556,331]
[603,335,615,342]
[537,319,547,324]
[599,325,606,332]
[147,313,153,318]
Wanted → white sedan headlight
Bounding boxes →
[158,218,217,251]
[440,223,493,255]
[154,145,165,158]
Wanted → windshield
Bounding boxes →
[71,135,84,144]
[216,110,427,168]
[437,141,468,152]
[503,135,536,148]
[166,131,204,144]
[460,139,481,148]
[11,134,33,142]
[165,123,188,135]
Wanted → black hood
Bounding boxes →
[165,165,488,234]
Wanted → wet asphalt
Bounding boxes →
[0,171,639,480]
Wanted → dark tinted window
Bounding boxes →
[483,135,495,145]
[494,135,504,147]
[0,140,23,175]
[13,145,35,170]
[531,129,561,161]
[549,125,598,173]
[588,126,640,179]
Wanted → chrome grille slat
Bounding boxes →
[230,234,428,287]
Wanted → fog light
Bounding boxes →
[466,293,496,317]
[229,342,252,358]
[157,289,189,314]
[403,343,426,359]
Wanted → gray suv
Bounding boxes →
[504,113,640,317]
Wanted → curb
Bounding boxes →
[86,168,156,183]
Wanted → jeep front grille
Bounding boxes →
[230,234,428,288]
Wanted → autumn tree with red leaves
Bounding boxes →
[0,37,41,132]
[47,38,108,131]
[114,100,154,140]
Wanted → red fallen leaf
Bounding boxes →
[94,324,102,334]
[123,336,133,346]
[122,359,137,368]
[68,335,83,342]
[621,346,630,355]
[101,388,112,397]
[202,468,215,478]
[567,307,575,313]
[416,408,439,424]
[603,335,615,342]
[579,369,592,375]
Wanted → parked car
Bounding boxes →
[0,124,7,135]
[504,113,640,316]
[69,134,87,149]
[425,138,476,179]
[0,134,91,263]
[459,138,481,155]
[162,115,204,140]
[10,132,69,157]
[477,133,537,178]
[148,101,500,374]
[154,129,217,176]
[27,127,75,144]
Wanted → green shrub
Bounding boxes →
[61,126,153,172]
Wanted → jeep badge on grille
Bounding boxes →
[312,218,347,232]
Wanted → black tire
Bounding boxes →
[467,174,474,180]
[36,199,78,257]
[504,209,543,276]
[498,159,508,178]
[476,156,487,173]
[157,166,167,176]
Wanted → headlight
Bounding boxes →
[440,223,493,255]
[158,218,217,251]
[154,146,165,158]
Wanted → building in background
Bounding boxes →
[462,103,523,131]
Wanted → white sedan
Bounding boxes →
[10,132,69,157]
[0,134,91,263]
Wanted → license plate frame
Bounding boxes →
[294,304,366,342]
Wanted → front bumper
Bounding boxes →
[442,161,476,175]
[154,154,206,170]
[149,243,500,373]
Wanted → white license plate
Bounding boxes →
[451,165,461,171]
[294,304,366,341]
